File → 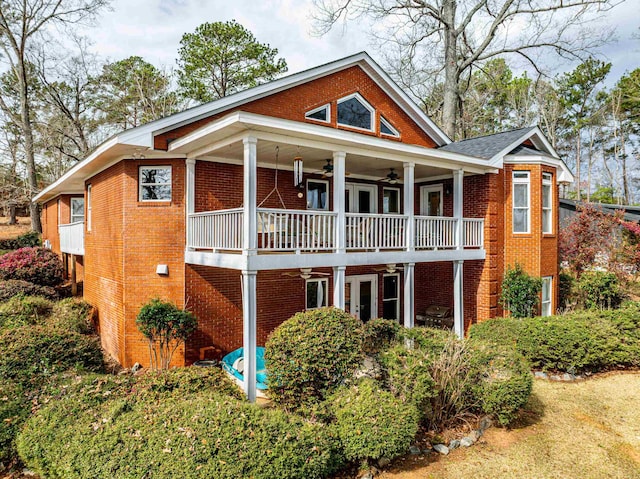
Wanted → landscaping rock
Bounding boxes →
[469,429,482,442]
[479,416,493,432]
[534,371,548,379]
[131,362,142,373]
[378,457,391,468]
[433,444,449,455]
[409,445,422,455]
[460,437,474,447]
[355,356,383,380]
[449,439,460,450]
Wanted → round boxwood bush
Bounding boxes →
[0,247,64,286]
[0,280,58,302]
[329,379,419,465]
[265,307,363,409]
[18,386,341,479]
[400,326,454,355]
[362,318,401,354]
[468,317,523,349]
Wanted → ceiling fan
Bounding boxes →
[373,264,405,274]
[379,168,400,185]
[282,268,331,280]
[313,159,351,178]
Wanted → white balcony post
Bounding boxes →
[453,169,464,249]
[403,262,415,328]
[242,270,257,402]
[403,162,415,252]
[243,136,258,254]
[333,151,346,254]
[453,260,464,338]
[186,158,196,251]
[333,266,346,309]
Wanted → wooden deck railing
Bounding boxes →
[257,208,336,252]
[346,213,406,250]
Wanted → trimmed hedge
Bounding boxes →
[0,247,64,286]
[0,231,40,252]
[0,280,58,302]
[468,317,522,349]
[265,307,363,408]
[330,379,419,464]
[18,371,341,479]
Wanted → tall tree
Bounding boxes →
[556,58,611,200]
[313,0,618,139]
[177,20,288,103]
[0,0,110,232]
[92,56,181,131]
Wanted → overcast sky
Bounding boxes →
[82,0,639,84]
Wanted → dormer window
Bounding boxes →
[337,93,374,131]
[380,116,399,137]
[305,104,330,123]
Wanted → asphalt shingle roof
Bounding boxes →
[439,127,537,159]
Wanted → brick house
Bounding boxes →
[35,52,572,400]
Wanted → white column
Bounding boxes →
[185,158,196,251]
[453,260,464,339]
[333,151,346,254]
[242,270,257,402]
[243,137,258,253]
[453,169,464,249]
[333,266,346,309]
[403,262,415,328]
[403,162,415,251]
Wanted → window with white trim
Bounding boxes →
[383,188,400,214]
[139,166,172,201]
[512,171,530,233]
[380,116,399,137]
[306,278,328,310]
[542,172,553,234]
[86,185,92,232]
[383,274,399,320]
[57,199,61,224]
[70,198,85,224]
[306,179,329,210]
[541,276,552,316]
[305,104,330,123]
[337,93,374,131]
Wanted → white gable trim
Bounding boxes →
[504,155,574,183]
[488,127,560,167]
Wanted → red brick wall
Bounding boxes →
[155,66,438,150]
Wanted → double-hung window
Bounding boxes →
[383,274,399,320]
[306,180,329,210]
[139,166,172,201]
[383,188,400,214]
[542,173,553,234]
[71,198,85,223]
[87,185,92,232]
[541,276,552,316]
[512,171,530,233]
[306,278,328,309]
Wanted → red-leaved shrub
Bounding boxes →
[0,247,64,286]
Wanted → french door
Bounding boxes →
[345,274,377,322]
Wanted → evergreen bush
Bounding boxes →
[500,264,542,318]
[0,280,58,302]
[265,307,363,409]
[362,318,401,354]
[329,379,419,465]
[0,247,64,286]
[577,271,624,309]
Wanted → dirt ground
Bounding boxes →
[379,372,640,479]
[0,217,31,240]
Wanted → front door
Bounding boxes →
[346,184,377,213]
[420,185,443,216]
[345,274,377,322]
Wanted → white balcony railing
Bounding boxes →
[58,221,84,255]
[257,208,336,252]
[463,219,484,248]
[188,208,243,250]
[415,216,457,249]
[187,209,484,253]
[346,213,406,250]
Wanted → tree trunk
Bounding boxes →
[441,0,458,140]
[8,204,16,225]
[575,131,581,201]
[621,129,630,204]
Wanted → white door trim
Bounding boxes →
[345,274,378,321]
[420,184,443,216]
[346,183,378,213]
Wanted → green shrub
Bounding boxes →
[136,298,197,370]
[18,382,341,479]
[515,315,620,372]
[469,343,532,426]
[0,326,104,388]
[0,231,41,251]
[378,344,436,418]
[400,326,454,355]
[500,264,542,318]
[468,317,522,349]
[50,298,94,334]
[0,280,58,302]
[0,295,54,329]
[558,272,576,310]
[266,307,363,409]
[0,247,64,286]
[0,382,28,466]
[577,271,625,309]
[330,379,419,464]
[362,318,401,354]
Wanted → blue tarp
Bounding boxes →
[221,347,268,390]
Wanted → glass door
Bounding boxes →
[420,185,443,216]
[345,274,377,322]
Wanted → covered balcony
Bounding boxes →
[58,221,84,255]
